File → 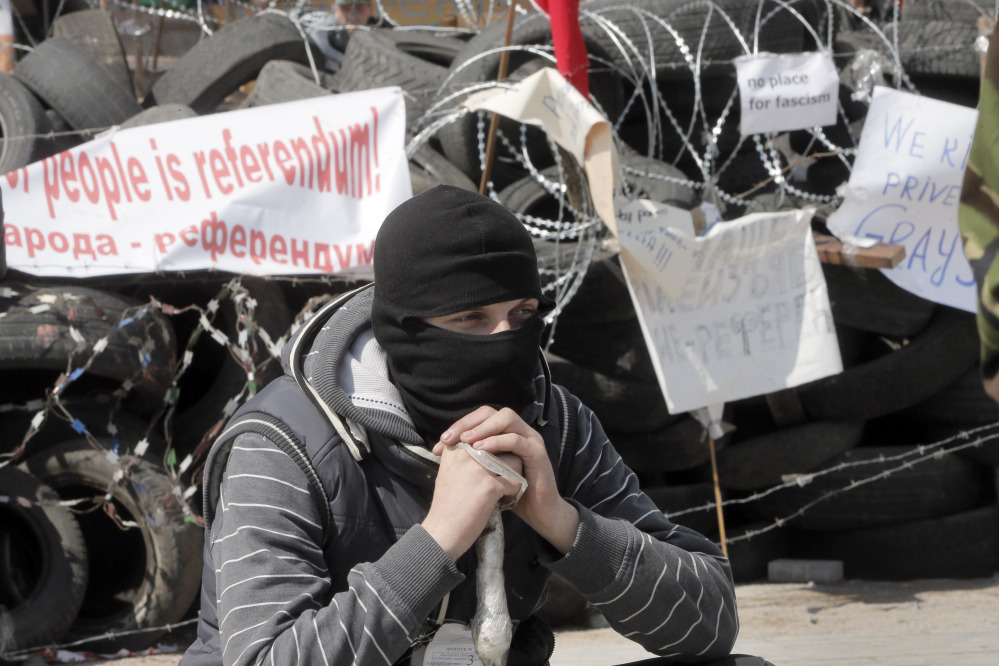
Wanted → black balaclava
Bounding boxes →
[371,185,553,444]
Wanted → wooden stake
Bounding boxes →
[707,436,729,559]
[478,0,519,194]
[814,233,905,269]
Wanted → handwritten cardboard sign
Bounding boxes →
[462,67,620,235]
[1,88,411,277]
[735,51,839,135]
[826,86,977,312]
[620,207,842,413]
[615,197,695,299]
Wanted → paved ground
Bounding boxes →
[550,578,999,665]
[76,577,999,665]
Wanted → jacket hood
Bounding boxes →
[282,286,428,451]
[280,285,552,460]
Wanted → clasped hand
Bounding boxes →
[421,407,579,561]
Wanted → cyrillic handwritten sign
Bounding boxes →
[1,88,411,277]
[734,51,839,135]
[826,86,977,312]
[615,197,695,299]
[619,206,842,413]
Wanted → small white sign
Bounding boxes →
[621,208,842,414]
[735,51,839,135]
[826,86,977,312]
[615,198,696,299]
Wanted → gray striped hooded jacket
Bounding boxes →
[181,286,738,666]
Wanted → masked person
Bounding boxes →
[181,185,740,666]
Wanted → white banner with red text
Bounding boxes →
[0,88,411,277]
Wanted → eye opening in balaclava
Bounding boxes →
[371,185,554,443]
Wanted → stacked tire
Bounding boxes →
[0,282,205,653]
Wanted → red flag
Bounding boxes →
[532,0,590,98]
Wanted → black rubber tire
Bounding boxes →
[955,429,999,467]
[614,72,741,160]
[360,28,464,68]
[119,103,198,130]
[0,284,176,417]
[788,115,863,157]
[643,482,720,539]
[790,504,999,580]
[438,12,624,187]
[580,0,809,79]
[832,29,895,71]
[546,316,658,383]
[408,142,477,195]
[907,72,981,109]
[859,414,999,467]
[741,445,986,531]
[724,522,791,584]
[13,37,141,132]
[822,263,937,337]
[0,394,166,461]
[900,364,999,426]
[0,72,53,174]
[883,20,981,80]
[901,0,994,22]
[171,277,292,469]
[22,439,204,651]
[547,356,679,434]
[609,415,726,473]
[554,255,637,324]
[8,0,90,46]
[241,59,337,109]
[495,164,590,236]
[498,152,698,234]
[803,155,853,196]
[795,308,979,421]
[51,8,134,95]
[150,13,321,114]
[832,321,874,367]
[617,152,700,207]
[715,146,788,209]
[716,420,865,492]
[0,465,88,651]
[335,28,460,131]
[0,195,5,280]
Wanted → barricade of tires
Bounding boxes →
[1,0,998,651]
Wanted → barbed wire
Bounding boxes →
[0,618,198,661]
[0,276,352,528]
[663,421,999,547]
